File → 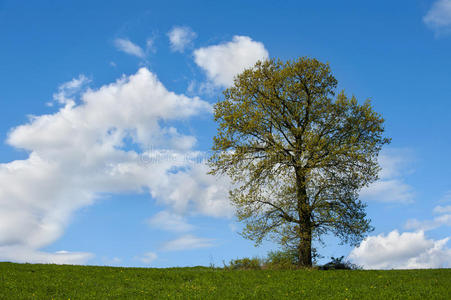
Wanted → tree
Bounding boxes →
[208,57,390,267]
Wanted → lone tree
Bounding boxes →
[209,57,390,267]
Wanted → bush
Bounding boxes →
[264,249,298,269]
[226,257,262,270]
[319,256,360,270]
[225,250,360,271]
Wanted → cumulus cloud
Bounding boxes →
[424,0,451,35]
[360,149,415,203]
[349,230,451,269]
[167,26,197,53]
[0,68,232,264]
[114,38,145,58]
[161,234,214,251]
[193,35,269,87]
[147,211,194,232]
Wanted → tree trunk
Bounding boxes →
[298,218,312,267]
[295,169,313,267]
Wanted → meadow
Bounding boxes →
[0,262,449,299]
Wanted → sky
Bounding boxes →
[0,0,450,269]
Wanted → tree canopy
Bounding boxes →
[209,57,390,267]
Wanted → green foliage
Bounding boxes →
[1,262,450,299]
[209,57,391,266]
[226,257,263,270]
[227,251,359,271]
[264,249,298,269]
[319,256,360,270]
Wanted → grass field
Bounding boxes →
[0,262,450,299]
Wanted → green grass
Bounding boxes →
[0,262,450,299]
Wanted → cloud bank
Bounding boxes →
[349,230,451,269]
[0,68,233,264]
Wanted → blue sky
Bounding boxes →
[0,0,450,269]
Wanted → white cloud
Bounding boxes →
[377,149,413,180]
[360,149,415,203]
[114,38,145,58]
[139,252,158,264]
[434,205,451,214]
[161,234,214,251]
[147,211,194,232]
[405,214,451,231]
[360,179,414,203]
[424,0,451,35]
[167,26,196,53]
[0,68,232,264]
[0,246,93,265]
[349,230,451,269]
[193,35,269,87]
[52,74,90,105]
[404,194,451,231]
[360,180,414,203]
[150,163,234,217]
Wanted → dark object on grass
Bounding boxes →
[319,256,360,270]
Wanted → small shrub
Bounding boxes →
[226,257,262,270]
[264,249,298,269]
[319,256,360,270]
[225,248,325,270]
